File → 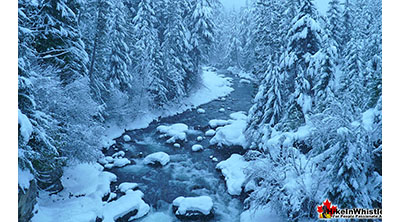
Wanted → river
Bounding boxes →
[103,69,256,221]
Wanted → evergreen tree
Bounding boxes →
[341,39,366,113]
[187,0,216,84]
[282,0,323,128]
[224,10,242,68]
[108,0,132,92]
[133,0,168,107]
[326,0,342,50]
[162,0,191,100]
[35,0,89,85]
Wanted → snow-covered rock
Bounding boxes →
[219,108,225,112]
[209,119,230,128]
[173,143,181,148]
[157,123,189,143]
[102,190,150,222]
[123,135,131,142]
[205,129,216,137]
[239,79,251,84]
[216,154,249,196]
[192,144,204,152]
[143,152,170,166]
[210,112,247,147]
[113,158,131,168]
[212,157,218,162]
[172,196,214,220]
[118,182,139,194]
[197,108,206,114]
[196,136,203,141]
[112,151,125,158]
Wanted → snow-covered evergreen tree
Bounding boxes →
[35,0,89,85]
[133,0,168,107]
[326,0,342,51]
[187,0,216,85]
[161,0,191,100]
[282,0,323,129]
[108,0,132,92]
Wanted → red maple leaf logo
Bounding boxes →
[317,199,338,218]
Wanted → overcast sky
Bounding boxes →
[220,0,330,15]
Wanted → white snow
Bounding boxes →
[113,158,131,167]
[173,143,181,148]
[118,182,139,193]
[219,108,226,112]
[172,196,213,215]
[104,157,131,169]
[139,212,174,222]
[210,112,247,147]
[18,109,33,144]
[196,136,203,141]
[216,154,249,195]
[18,167,34,190]
[227,66,256,81]
[32,163,118,222]
[123,135,131,142]
[205,129,216,136]
[157,123,188,143]
[209,119,230,128]
[197,108,206,114]
[240,207,284,222]
[239,79,251,84]
[362,108,377,132]
[112,151,125,158]
[191,144,204,152]
[212,157,218,162]
[229,111,247,121]
[143,152,170,166]
[102,190,150,221]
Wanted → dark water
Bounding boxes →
[103,69,257,221]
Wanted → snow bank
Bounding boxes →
[216,154,249,196]
[191,144,204,152]
[210,112,247,147]
[102,190,150,221]
[18,167,34,190]
[18,109,33,144]
[143,152,170,166]
[157,123,188,143]
[32,163,117,222]
[172,196,213,215]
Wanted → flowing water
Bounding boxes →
[103,69,256,221]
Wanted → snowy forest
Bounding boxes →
[18,0,382,221]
